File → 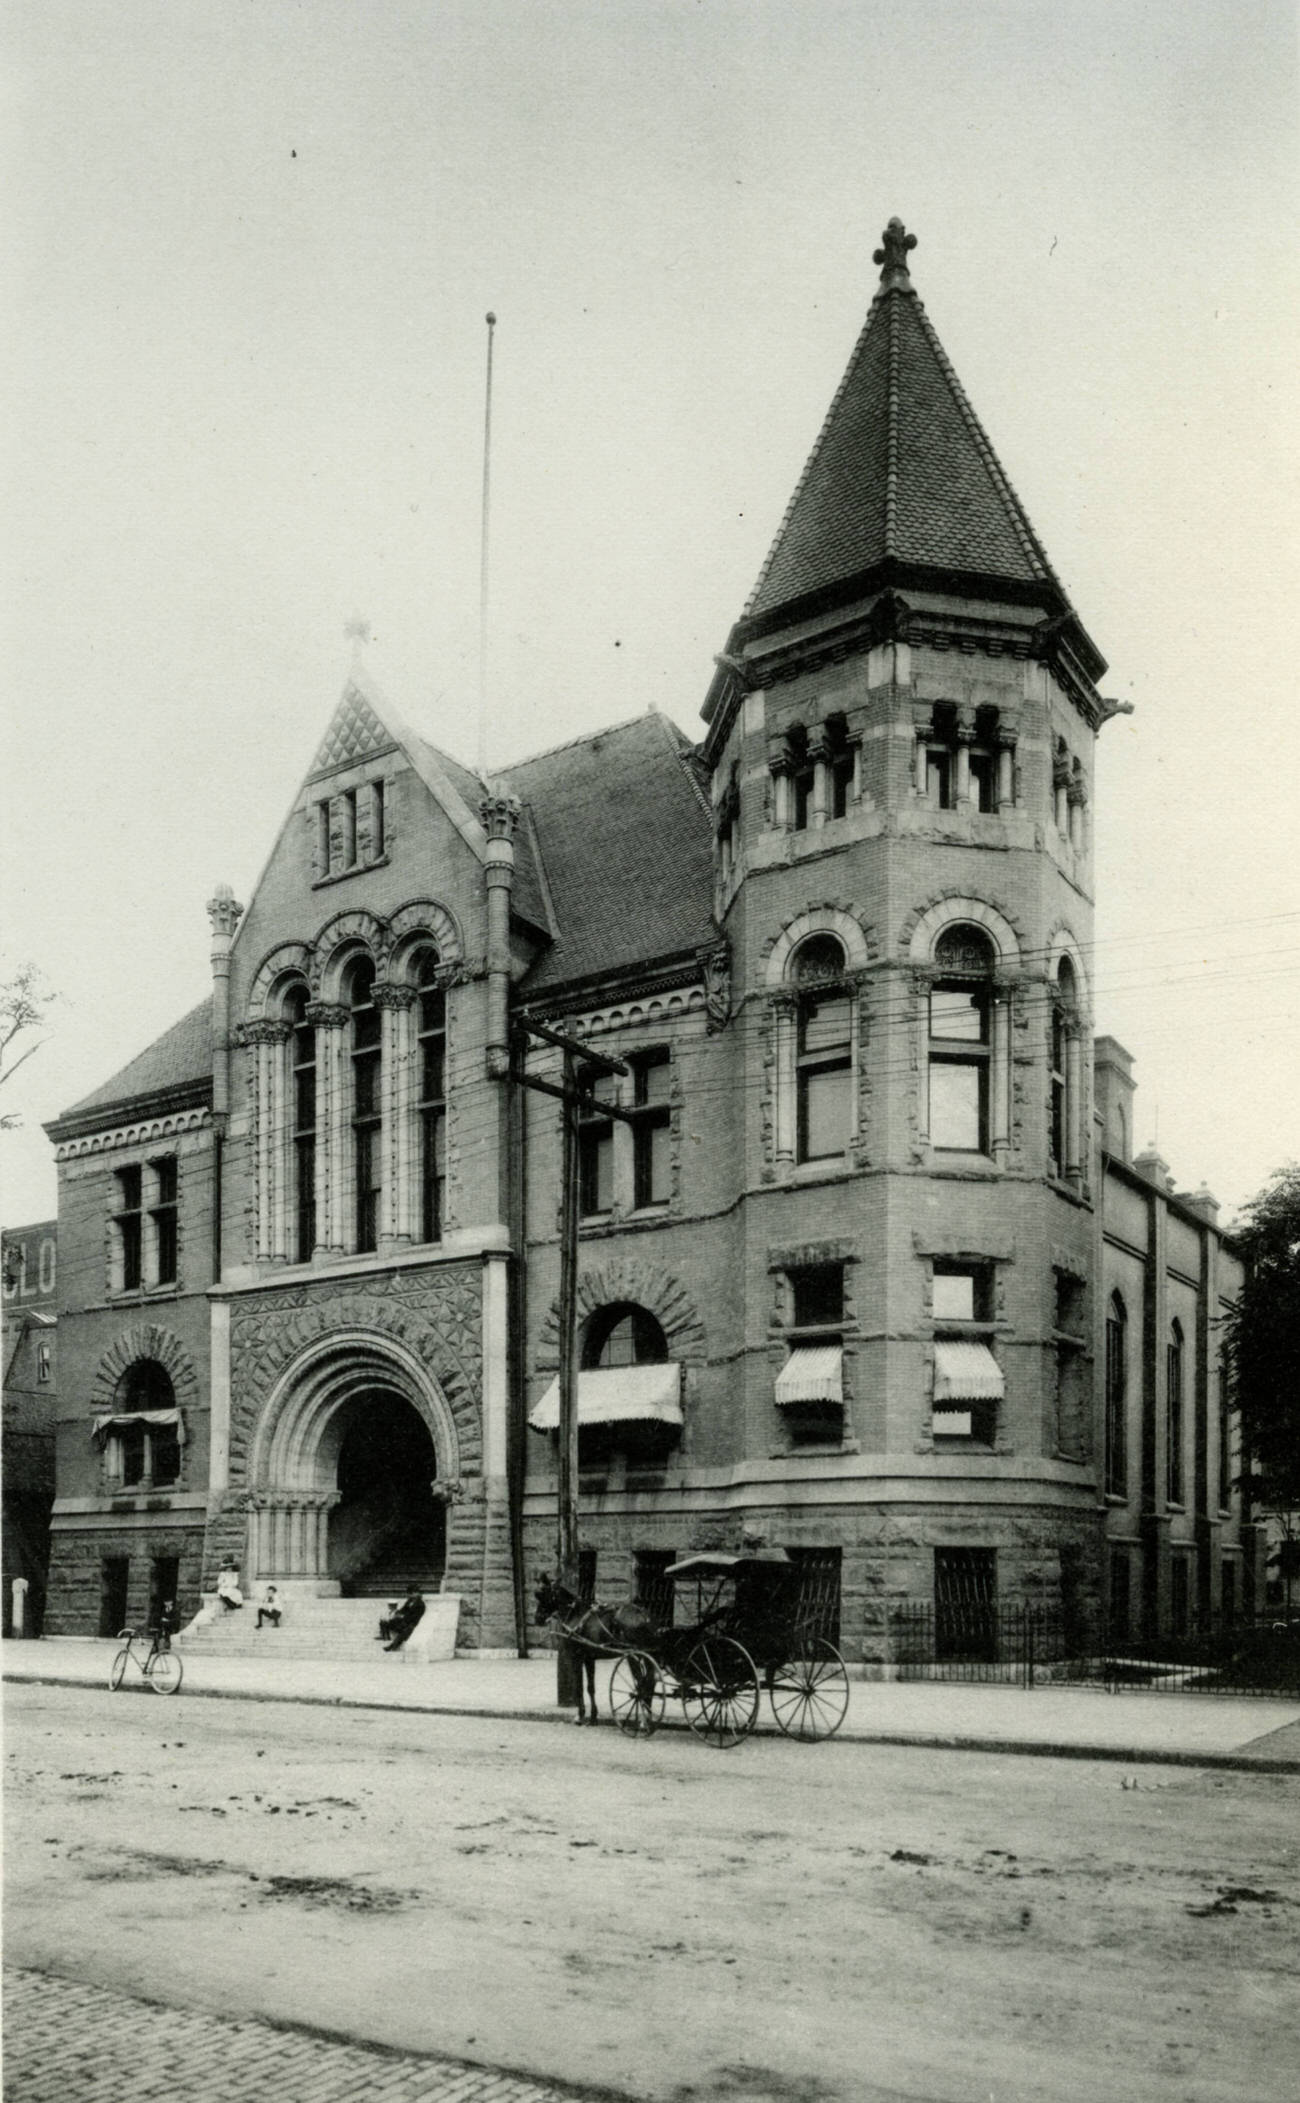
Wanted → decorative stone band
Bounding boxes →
[546,984,706,1040]
[55,1107,209,1162]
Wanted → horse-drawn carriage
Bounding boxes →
[536,1548,851,1748]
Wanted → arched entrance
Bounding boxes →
[324,1388,445,1594]
[247,1332,461,1594]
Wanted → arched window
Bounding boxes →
[414,950,446,1244]
[285,983,316,1262]
[928,927,994,1154]
[581,1303,669,1370]
[1049,956,1077,1181]
[793,936,852,1162]
[1166,1319,1185,1505]
[1105,1292,1128,1497]
[112,1362,180,1487]
[347,957,382,1253]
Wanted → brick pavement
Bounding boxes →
[3,1970,613,2103]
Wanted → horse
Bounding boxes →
[533,1572,660,1725]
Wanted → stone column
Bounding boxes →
[810,751,828,829]
[308,1004,350,1253]
[996,730,1017,809]
[991,990,1012,1161]
[480,795,520,1081]
[955,710,975,805]
[772,995,797,1166]
[244,1021,287,1263]
[374,983,417,1246]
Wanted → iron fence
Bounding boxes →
[881,1602,1300,1696]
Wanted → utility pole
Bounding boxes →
[513,1016,632,1706]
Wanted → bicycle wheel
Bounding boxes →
[146,1648,183,1695]
[680,1636,760,1748]
[769,1637,851,1740]
[609,1651,666,1737]
[109,1644,132,1692]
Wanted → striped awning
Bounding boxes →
[91,1409,185,1444]
[774,1344,843,1406]
[933,1340,1004,1403]
[529,1362,683,1431]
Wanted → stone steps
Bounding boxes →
[177,1591,463,1663]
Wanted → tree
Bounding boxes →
[0,964,56,1130]
[1223,1163,1300,1613]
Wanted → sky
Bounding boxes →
[2,0,1297,1228]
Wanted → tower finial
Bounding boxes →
[873,216,917,288]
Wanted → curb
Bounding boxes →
[7,1668,1298,1774]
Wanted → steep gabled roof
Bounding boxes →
[52,997,213,1131]
[501,711,716,994]
[742,218,1068,634]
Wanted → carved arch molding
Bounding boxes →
[537,1257,706,1373]
[245,896,465,1015]
[225,1270,485,1487]
[91,1324,200,1412]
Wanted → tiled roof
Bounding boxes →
[309,683,400,777]
[55,998,213,1126]
[745,234,1065,628]
[501,712,716,993]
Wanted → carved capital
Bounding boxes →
[371,981,419,1012]
[305,1001,350,1030]
[480,793,520,841]
[237,1019,291,1048]
[206,884,244,939]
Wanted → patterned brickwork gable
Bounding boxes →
[309,683,400,778]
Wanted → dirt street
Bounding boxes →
[5,1682,1298,2103]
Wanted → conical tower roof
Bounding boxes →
[739,218,1075,639]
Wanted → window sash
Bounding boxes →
[929,1057,987,1152]
[798,1062,851,1162]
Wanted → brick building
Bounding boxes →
[41,221,1257,1653]
[2,1220,58,1634]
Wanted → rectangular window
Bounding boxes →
[36,1341,51,1384]
[969,749,997,813]
[578,1077,615,1217]
[115,1165,143,1290]
[791,1264,845,1330]
[796,991,852,1162]
[631,1051,671,1208]
[1108,1548,1131,1640]
[829,751,854,819]
[785,1545,842,1646]
[120,1421,147,1487]
[342,788,358,867]
[417,980,447,1244]
[293,1012,317,1263]
[371,778,385,859]
[151,1424,181,1487]
[929,981,990,1153]
[792,766,814,830]
[934,1547,997,1662]
[316,799,332,876]
[633,1549,676,1626]
[1105,1305,1128,1498]
[932,1267,991,1323]
[926,748,954,810]
[151,1156,178,1286]
[1166,1336,1185,1505]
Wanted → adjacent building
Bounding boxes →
[2,1221,58,1634]
[39,221,1259,1654]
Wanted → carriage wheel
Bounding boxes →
[769,1637,851,1740]
[609,1651,666,1737]
[680,1636,760,1748]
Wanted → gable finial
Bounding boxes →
[873,217,917,289]
[344,616,371,661]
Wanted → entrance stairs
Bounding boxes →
[178,1594,437,1663]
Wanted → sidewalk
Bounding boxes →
[7,1635,1299,1769]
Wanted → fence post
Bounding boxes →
[1025,1609,1035,1691]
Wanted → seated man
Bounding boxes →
[256,1584,282,1630]
[216,1561,244,1612]
[379,1587,425,1651]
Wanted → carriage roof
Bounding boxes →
[665,1550,794,1584]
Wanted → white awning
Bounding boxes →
[529,1363,683,1431]
[92,1409,185,1445]
[933,1340,1004,1403]
[774,1344,843,1406]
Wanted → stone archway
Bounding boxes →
[246,1331,461,1591]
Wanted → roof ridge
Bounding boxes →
[651,706,711,819]
[500,709,667,774]
[905,291,1062,590]
[743,290,889,620]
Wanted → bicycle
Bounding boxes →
[109,1624,183,1695]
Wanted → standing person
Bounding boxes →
[216,1560,244,1612]
[256,1584,282,1630]
[379,1586,425,1651]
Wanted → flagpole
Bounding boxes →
[478,311,497,782]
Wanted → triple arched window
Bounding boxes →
[247,941,451,1266]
